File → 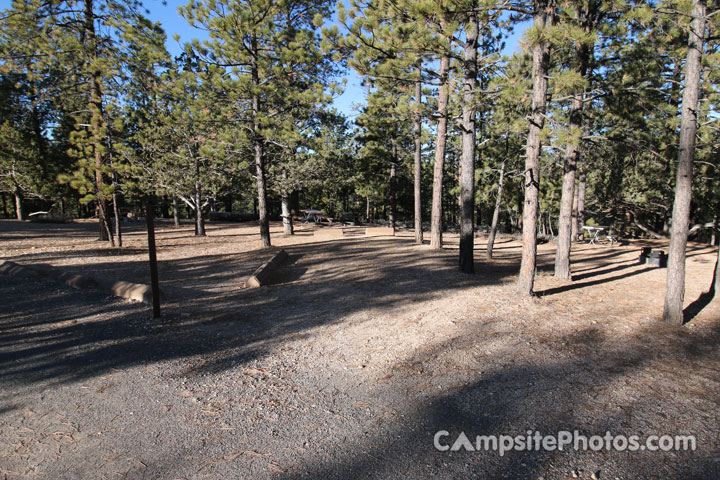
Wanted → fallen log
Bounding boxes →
[246,250,289,288]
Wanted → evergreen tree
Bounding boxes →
[181,0,340,248]
[130,53,233,237]
[663,0,708,324]
[517,0,555,295]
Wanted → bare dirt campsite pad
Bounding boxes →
[1,219,719,480]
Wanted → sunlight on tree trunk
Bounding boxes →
[14,188,23,221]
[172,195,180,228]
[487,158,506,260]
[518,1,553,295]
[430,54,450,250]
[281,192,294,236]
[663,0,706,325]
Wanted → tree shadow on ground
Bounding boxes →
[279,320,720,479]
[2,224,719,478]
[3,233,709,395]
[570,259,642,281]
[0,238,508,392]
[536,266,655,297]
[684,290,716,324]
[683,252,719,324]
[2,231,714,392]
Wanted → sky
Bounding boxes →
[0,0,530,118]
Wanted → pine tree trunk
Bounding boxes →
[459,8,479,273]
[571,179,579,242]
[10,158,24,220]
[112,172,122,247]
[254,135,270,247]
[555,15,593,256]
[280,169,294,236]
[575,167,586,241]
[14,187,23,221]
[366,196,370,223]
[194,159,206,236]
[281,192,294,235]
[98,199,113,244]
[487,159,506,260]
[554,98,582,278]
[251,38,271,248]
[557,19,591,276]
[112,187,122,247]
[430,54,451,249]
[414,77,423,244]
[518,1,553,295]
[85,0,113,246]
[714,244,720,294]
[172,195,180,228]
[555,35,590,280]
[389,139,398,230]
[663,0,706,325]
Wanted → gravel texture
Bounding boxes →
[1,219,719,479]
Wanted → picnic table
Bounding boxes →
[583,225,609,244]
[299,209,332,224]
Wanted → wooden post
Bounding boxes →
[145,197,161,318]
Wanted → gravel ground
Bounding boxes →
[1,219,719,480]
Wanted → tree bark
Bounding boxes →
[251,36,271,248]
[430,54,451,249]
[145,197,161,319]
[459,6,479,273]
[109,135,122,247]
[555,60,588,277]
[571,177,579,242]
[85,0,113,246]
[414,76,423,244]
[389,139,398,229]
[714,244,720,294]
[281,169,294,235]
[194,159,206,236]
[254,132,270,247]
[518,0,553,295]
[11,158,24,221]
[172,195,180,228]
[14,187,24,221]
[575,166,587,241]
[556,3,593,277]
[663,0,706,325]
[487,159,506,260]
[281,191,294,235]
[112,170,122,247]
